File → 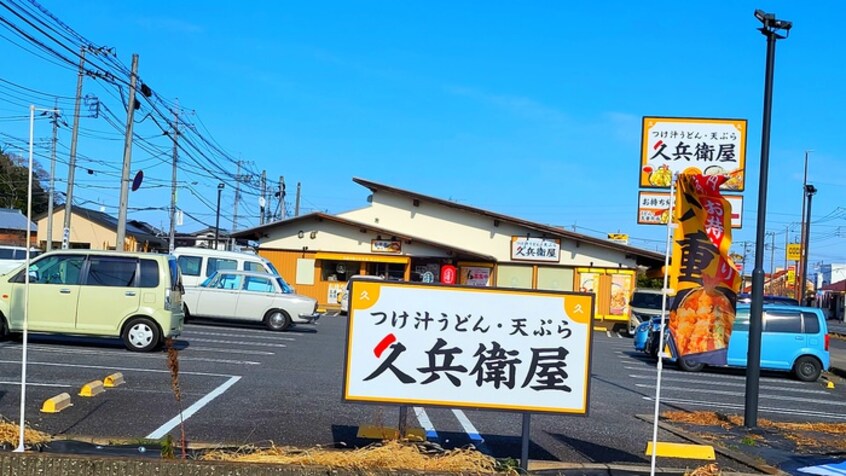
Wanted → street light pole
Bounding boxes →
[800,184,817,305]
[214,183,224,250]
[746,9,791,429]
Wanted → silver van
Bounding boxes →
[173,247,280,287]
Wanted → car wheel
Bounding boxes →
[122,317,161,352]
[183,304,191,323]
[678,358,705,372]
[793,356,822,382]
[265,310,292,332]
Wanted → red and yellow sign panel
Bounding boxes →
[668,174,742,365]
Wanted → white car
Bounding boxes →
[338,275,384,314]
[182,270,319,331]
[0,245,42,275]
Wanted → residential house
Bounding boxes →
[0,208,37,246]
[35,205,165,251]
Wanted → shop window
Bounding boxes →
[367,262,405,280]
[537,267,574,291]
[322,261,360,281]
[496,265,532,289]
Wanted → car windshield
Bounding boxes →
[630,292,666,310]
[265,260,281,276]
[276,276,293,294]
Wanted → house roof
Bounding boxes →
[232,212,497,261]
[35,205,165,247]
[822,279,846,292]
[188,226,231,237]
[350,177,664,267]
[0,208,36,232]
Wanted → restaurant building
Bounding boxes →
[233,178,664,329]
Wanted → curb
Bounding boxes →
[635,414,788,476]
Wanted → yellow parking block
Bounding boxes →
[104,372,125,388]
[79,380,105,397]
[645,441,715,460]
[41,393,72,413]
[357,425,426,441]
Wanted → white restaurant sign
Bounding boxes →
[510,237,561,262]
[640,117,747,192]
[343,280,595,414]
[637,191,743,229]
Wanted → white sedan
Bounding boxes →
[182,270,320,331]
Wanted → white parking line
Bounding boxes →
[628,374,830,394]
[452,409,488,451]
[0,345,261,365]
[146,376,241,440]
[413,407,438,440]
[0,380,71,388]
[182,330,295,341]
[181,347,275,356]
[186,338,287,348]
[642,396,846,421]
[0,360,233,377]
[623,365,813,386]
[636,383,846,406]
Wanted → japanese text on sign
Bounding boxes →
[668,174,741,366]
[511,237,561,263]
[637,191,743,229]
[343,281,595,414]
[640,117,747,191]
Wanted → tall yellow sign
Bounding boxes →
[786,243,802,262]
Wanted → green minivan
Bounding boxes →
[0,250,184,352]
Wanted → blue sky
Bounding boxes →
[0,2,844,271]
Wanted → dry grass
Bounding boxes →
[685,463,721,476]
[202,439,503,474]
[661,411,742,429]
[663,410,846,453]
[0,418,51,447]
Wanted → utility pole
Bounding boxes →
[767,231,776,288]
[740,241,751,291]
[62,48,86,249]
[783,225,789,273]
[797,150,811,301]
[231,160,241,249]
[260,170,267,225]
[295,182,301,217]
[46,101,59,251]
[279,175,286,220]
[800,185,817,305]
[168,102,178,253]
[115,54,139,251]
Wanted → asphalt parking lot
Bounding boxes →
[0,316,839,470]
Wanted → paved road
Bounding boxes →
[0,317,840,470]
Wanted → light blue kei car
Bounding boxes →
[634,304,830,382]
